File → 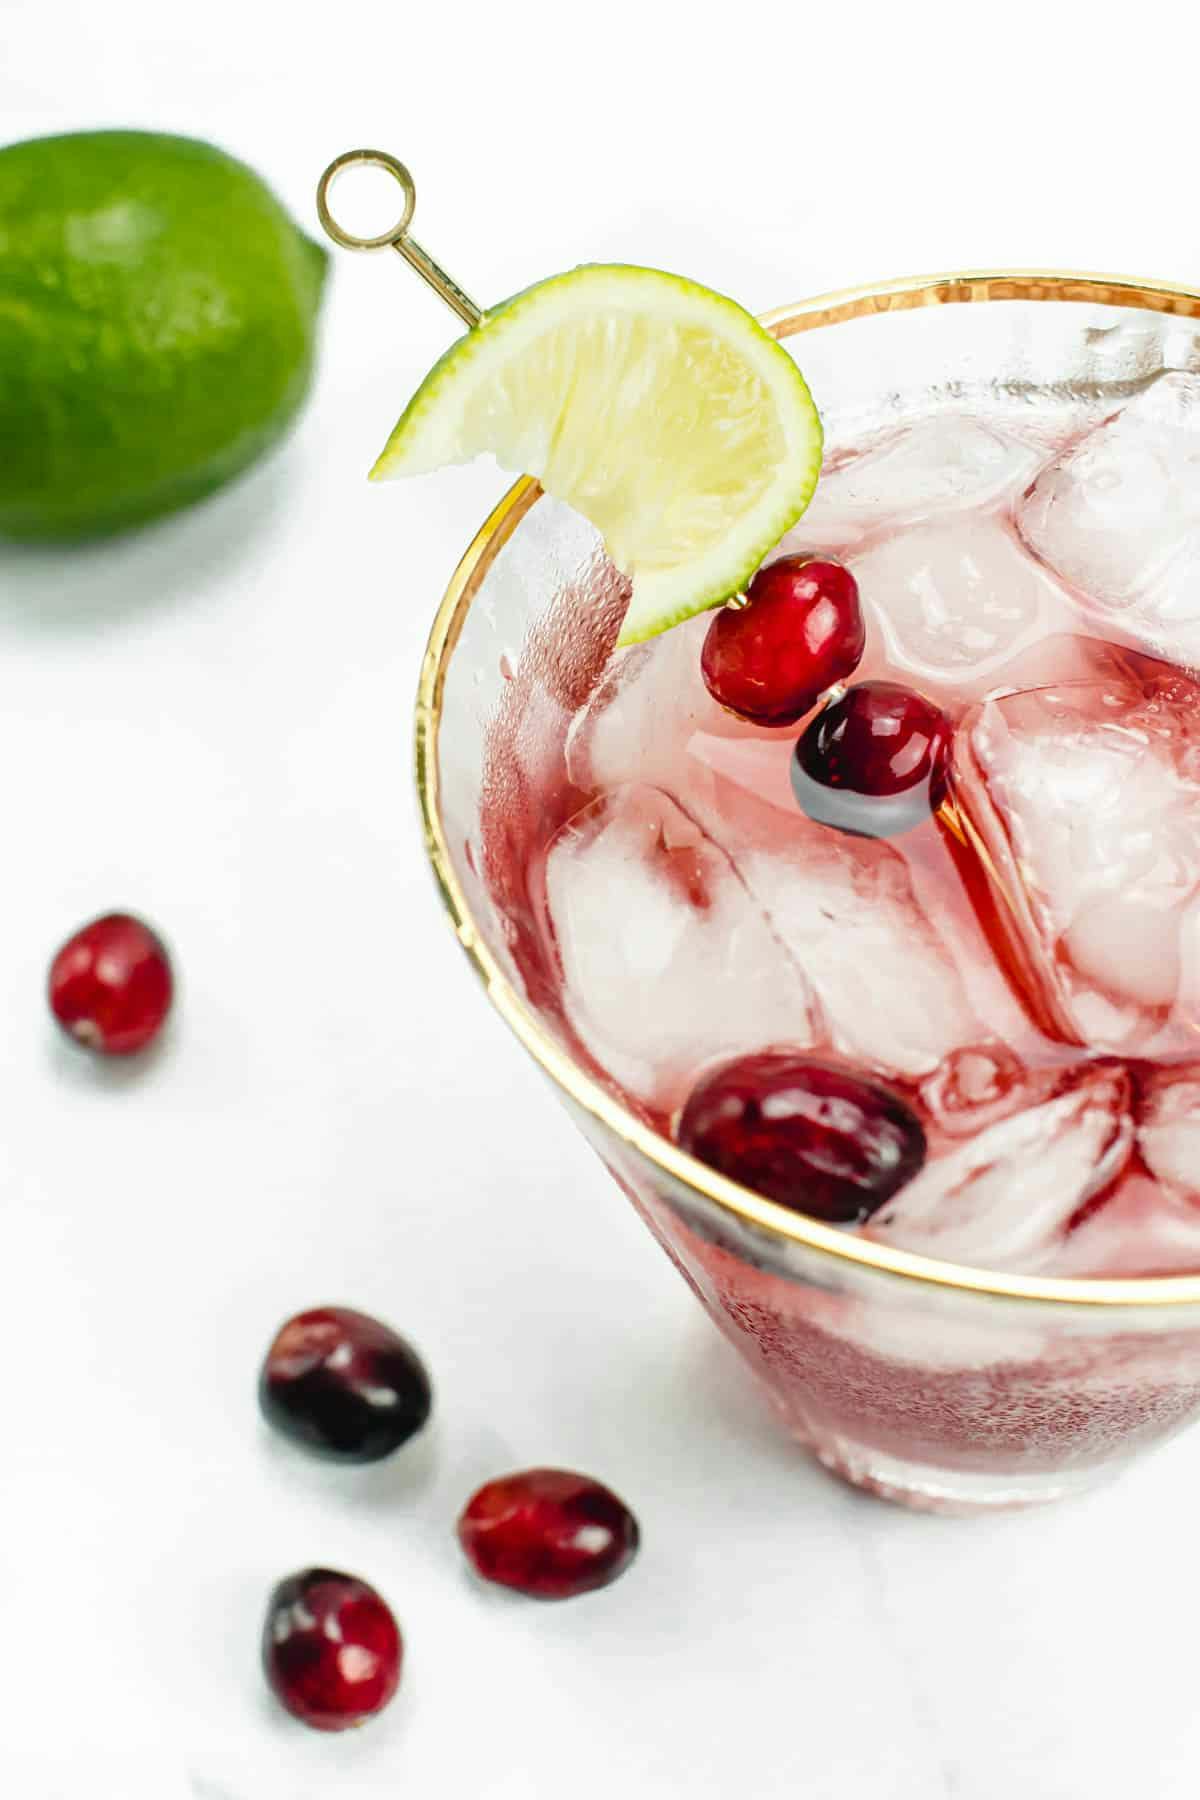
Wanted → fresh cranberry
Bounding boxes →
[701,556,865,726]
[792,679,949,837]
[259,1306,432,1463]
[48,912,173,1055]
[458,1468,639,1600]
[263,1567,402,1732]
[676,1051,926,1224]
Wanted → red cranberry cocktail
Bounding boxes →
[419,274,1200,1512]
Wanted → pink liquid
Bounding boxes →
[472,391,1200,1503]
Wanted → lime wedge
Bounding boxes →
[371,264,822,644]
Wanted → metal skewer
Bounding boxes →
[316,149,484,329]
[318,152,753,608]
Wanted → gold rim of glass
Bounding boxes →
[415,268,1200,1312]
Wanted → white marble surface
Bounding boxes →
[4,5,1200,1794]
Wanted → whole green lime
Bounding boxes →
[0,130,328,540]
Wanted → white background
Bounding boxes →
[3,4,1199,1795]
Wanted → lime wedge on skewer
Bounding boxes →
[371,265,822,645]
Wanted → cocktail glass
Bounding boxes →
[416,271,1200,1514]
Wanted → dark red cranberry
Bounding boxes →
[701,556,865,726]
[263,1567,402,1732]
[458,1468,640,1600]
[259,1307,432,1463]
[676,1051,926,1224]
[792,679,949,837]
[48,912,173,1055]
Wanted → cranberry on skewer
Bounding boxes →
[702,556,866,727]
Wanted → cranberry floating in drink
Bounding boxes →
[48,912,173,1055]
[458,1468,639,1599]
[263,1567,402,1731]
[792,680,950,838]
[259,1306,432,1462]
[677,1052,926,1224]
[701,556,865,725]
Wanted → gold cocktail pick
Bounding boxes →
[316,149,484,329]
[316,151,756,606]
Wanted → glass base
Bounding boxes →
[803,1431,1121,1515]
